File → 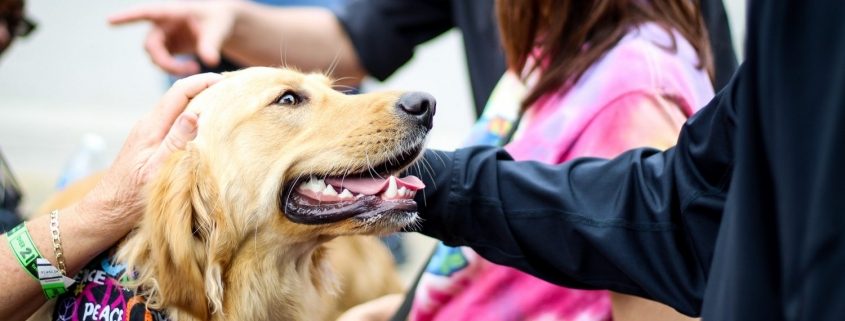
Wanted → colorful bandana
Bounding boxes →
[52,250,167,321]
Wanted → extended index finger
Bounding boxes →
[108,3,183,25]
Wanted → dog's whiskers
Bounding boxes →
[332,84,358,93]
[332,76,356,85]
[340,159,355,187]
[408,215,424,231]
[414,152,439,208]
[325,49,342,77]
[420,156,435,186]
[364,150,384,180]
[284,173,306,218]
[279,36,289,69]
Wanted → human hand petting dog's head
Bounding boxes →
[76,73,221,237]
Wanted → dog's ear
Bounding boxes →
[142,149,210,319]
[134,149,237,319]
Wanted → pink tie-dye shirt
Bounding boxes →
[410,23,714,321]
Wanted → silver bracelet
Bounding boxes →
[49,210,67,276]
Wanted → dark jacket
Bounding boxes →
[334,0,736,117]
[412,1,845,319]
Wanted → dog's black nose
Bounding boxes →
[396,92,436,129]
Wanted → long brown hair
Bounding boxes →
[496,0,714,110]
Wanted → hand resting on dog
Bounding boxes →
[0,73,221,321]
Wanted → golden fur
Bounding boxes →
[37,67,424,321]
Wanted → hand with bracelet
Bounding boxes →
[0,73,222,321]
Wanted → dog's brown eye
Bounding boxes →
[275,91,302,106]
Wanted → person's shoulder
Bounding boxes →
[598,24,695,82]
[580,23,714,112]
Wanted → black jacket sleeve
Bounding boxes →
[333,0,453,81]
[412,66,744,315]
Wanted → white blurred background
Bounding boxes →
[1,0,478,213]
[0,0,746,277]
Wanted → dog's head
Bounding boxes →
[120,67,434,319]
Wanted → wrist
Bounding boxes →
[64,202,128,257]
[228,0,255,47]
[73,191,138,239]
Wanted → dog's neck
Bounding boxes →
[215,237,338,321]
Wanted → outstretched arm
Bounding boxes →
[412,67,743,316]
[109,0,457,86]
[109,1,365,83]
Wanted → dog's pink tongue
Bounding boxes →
[326,175,425,195]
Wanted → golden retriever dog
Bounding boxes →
[33,67,435,321]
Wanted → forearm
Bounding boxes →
[224,2,366,85]
[411,68,741,315]
[0,202,129,320]
[0,73,216,320]
[414,147,718,315]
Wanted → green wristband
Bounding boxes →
[41,281,68,299]
[36,258,70,299]
[6,223,43,280]
[6,223,75,299]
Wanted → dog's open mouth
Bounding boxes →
[283,175,424,224]
[281,147,426,225]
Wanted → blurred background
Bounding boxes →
[0,0,746,279]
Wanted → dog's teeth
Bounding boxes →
[339,189,353,199]
[398,186,407,197]
[385,176,398,198]
[303,177,326,193]
[356,193,364,198]
[322,185,338,196]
